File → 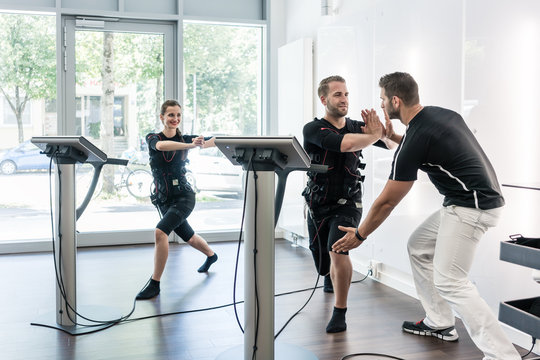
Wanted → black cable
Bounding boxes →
[122,272,371,325]
[274,274,319,339]
[41,150,374,343]
[341,353,405,360]
[41,153,419,360]
[521,337,537,359]
[273,213,371,339]
[251,159,259,360]
[44,155,137,331]
[232,152,255,334]
[41,181,370,333]
[274,214,327,339]
[274,272,370,299]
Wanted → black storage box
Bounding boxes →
[499,297,540,339]
[500,240,540,270]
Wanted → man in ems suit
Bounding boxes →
[302,75,398,333]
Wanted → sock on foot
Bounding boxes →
[197,253,218,273]
[323,274,334,293]
[136,278,160,300]
[326,307,347,333]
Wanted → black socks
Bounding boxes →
[323,274,334,293]
[136,253,217,300]
[197,253,218,273]
[326,306,347,333]
[136,278,160,300]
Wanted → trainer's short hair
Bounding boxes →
[378,72,419,106]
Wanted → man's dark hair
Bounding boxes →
[379,72,419,106]
[318,75,346,98]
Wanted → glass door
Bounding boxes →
[63,17,175,239]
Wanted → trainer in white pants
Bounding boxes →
[407,205,520,360]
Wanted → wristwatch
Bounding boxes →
[354,228,366,242]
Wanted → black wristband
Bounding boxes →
[354,228,366,242]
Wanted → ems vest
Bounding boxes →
[302,118,366,208]
[146,132,195,204]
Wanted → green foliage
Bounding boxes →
[183,23,260,136]
[0,14,56,142]
[0,15,259,145]
[88,122,101,138]
[75,30,103,86]
[76,31,164,139]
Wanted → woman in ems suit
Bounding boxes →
[137,99,218,300]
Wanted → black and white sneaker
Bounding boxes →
[402,319,459,341]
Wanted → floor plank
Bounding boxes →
[0,240,530,360]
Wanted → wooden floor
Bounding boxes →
[0,239,531,360]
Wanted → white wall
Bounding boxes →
[279,0,540,353]
[276,38,313,237]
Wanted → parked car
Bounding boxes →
[0,140,50,175]
[186,146,244,195]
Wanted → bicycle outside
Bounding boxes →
[77,157,153,201]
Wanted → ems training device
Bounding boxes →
[30,136,128,335]
[215,136,323,360]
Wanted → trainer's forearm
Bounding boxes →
[357,199,395,238]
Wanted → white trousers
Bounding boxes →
[407,205,520,360]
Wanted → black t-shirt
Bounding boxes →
[303,117,386,206]
[390,106,504,209]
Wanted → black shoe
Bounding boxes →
[323,275,334,293]
[402,319,459,341]
[136,278,160,300]
[197,253,218,273]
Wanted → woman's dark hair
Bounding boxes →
[160,99,184,141]
[378,72,419,106]
[160,99,181,115]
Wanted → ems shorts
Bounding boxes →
[156,192,196,242]
[307,205,362,275]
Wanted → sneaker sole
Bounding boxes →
[402,328,459,342]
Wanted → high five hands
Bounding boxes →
[381,108,395,140]
[361,109,394,140]
[361,109,383,138]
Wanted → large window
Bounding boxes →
[183,22,262,232]
[0,12,56,243]
[0,14,264,246]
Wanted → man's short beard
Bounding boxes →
[328,105,348,118]
[387,104,400,120]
